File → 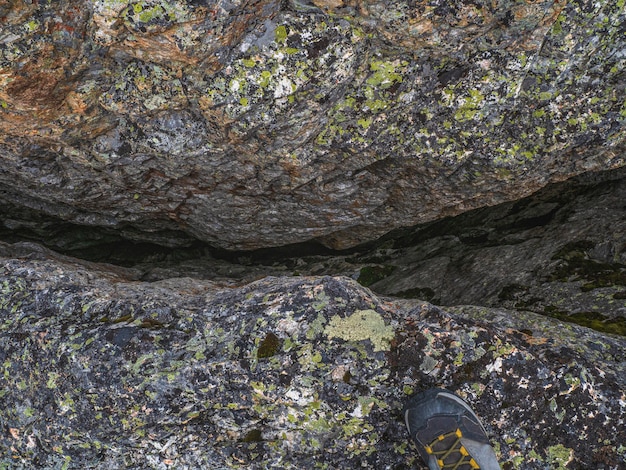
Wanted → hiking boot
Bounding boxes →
[404,388,500,470]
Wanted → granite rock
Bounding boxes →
[2,3,626,469]
[1,241,625,469]
[1,0,625,250]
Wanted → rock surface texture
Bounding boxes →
[2,1,626,469]
[1,0,625,249]
[1,242,625,469]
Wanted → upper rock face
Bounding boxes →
[1,0,625,250]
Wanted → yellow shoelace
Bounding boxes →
[425,428,480,470]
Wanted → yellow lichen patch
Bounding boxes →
[324,309,395,352]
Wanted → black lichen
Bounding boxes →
[257,332,281,358]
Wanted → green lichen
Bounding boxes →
[324,309,394,352]
[453,89,485,122]
[306,312,327,340]
[366,60,406,89]
[419,355,438,373]
[124,1,188,26]
[26,20,40,32]
[546,444,574,469]
[258,70,272,88]
[275,25,288,44]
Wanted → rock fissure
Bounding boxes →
[2,167,626,468]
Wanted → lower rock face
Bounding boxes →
[1,0,625,250]
[1,242,624,469]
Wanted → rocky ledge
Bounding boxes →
[1,241,625,469]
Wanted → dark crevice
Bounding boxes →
[2,166,626,338]
[1,166,625,268]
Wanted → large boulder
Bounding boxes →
[1,242,625,468]
[1,0,625,250]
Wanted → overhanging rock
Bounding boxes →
[1,0,625,249]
